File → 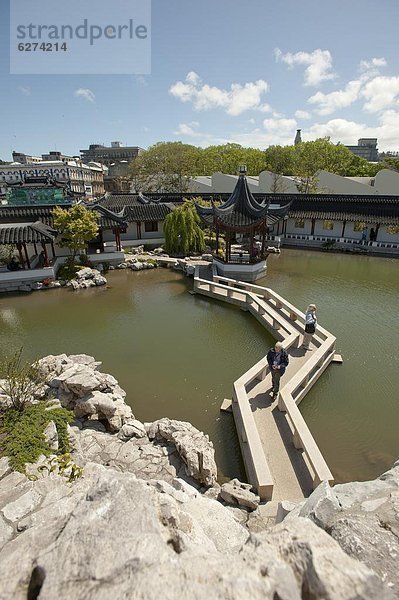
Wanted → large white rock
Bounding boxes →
[147,418,217,486]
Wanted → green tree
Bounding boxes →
[164,201,205,255]
[200,143,265,175]
[129,142,202,193]
[381,157,399,172]
[53,204,99,262]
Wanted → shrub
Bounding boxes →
[0,348,46,412]
[0,401,74,473]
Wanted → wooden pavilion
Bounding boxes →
[195,167,291,267]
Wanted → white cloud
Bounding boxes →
[263,117,297,133]
[274,48,335,86]
[173,122,201,137]
[74,88,95,103]
[305,110,399,150]
[362,76,399,112]
[17,86,31,96]
[308,80,362,115]
[295,110,311,120]
[359,57,387,73]
[169,72,270,116]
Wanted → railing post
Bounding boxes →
[293,429,302,449]
[289,311,297,321]
[277,394,286,412]
[272,319,281,330]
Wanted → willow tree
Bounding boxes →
[164,201,205,255]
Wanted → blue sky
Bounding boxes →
[1,0,399,160]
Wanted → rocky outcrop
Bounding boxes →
[147,418,217,486]
[36,355,217,488]
[37,354,133,432]
[282,464,399,595]
[219,478,260,511]
[1,353,398,598]
[0,462,393,600]
[68,267,107,290]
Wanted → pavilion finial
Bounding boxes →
[239,165,247,175]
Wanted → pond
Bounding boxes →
[0,248,398,483]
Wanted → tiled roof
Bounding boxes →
[0,221,57,244]
[286,194,399,224]
[0,203,127,230]
[99,195,174,222]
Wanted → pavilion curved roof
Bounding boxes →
[195,174,291,230]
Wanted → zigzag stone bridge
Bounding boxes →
[193,265,338,506]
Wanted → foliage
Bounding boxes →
[36,453,83,483]
[0,245,16,266]
[164,201,205,255]
[78,253,94,268]
[0,349,46,412]
[380,157,399,172]
[56,260,80,281]
[322,239,337,251]
[0,401,74,473]
[53,204,99,261]
[129,142,201,193]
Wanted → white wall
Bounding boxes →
[373,169,399,195]
[376,225,399,244]
[313,219,343,237]
[285,218,312,235]
[317,170,376,195]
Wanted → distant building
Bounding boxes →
[80,142,144,192]
[0,159,106,199]
[345,138,379,162]
[80,142,143,167]
[294,129,302,145]
[12,151,42,164]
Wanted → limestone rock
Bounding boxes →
[43,420,58,451]
[147,418,217,486]
[117,420,147,441]
[219,478,260,511]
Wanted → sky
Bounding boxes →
[1,0,399,160]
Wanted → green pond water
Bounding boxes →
[0,249,398,483]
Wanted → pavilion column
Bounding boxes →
[17,243,26,269]
[261,228,266,257]
[311,219,315,236]
[41,242,49,267]
[341,220,347,238]
[33,242,38,255]
[375,224,380,241]
[215,226,219,255]
[225,232,229,262]
[137,221,142,240]
[23,243,31,269]
[51,241,56,259]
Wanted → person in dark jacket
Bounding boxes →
[267,342,289,401]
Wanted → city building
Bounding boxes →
[80,142,144,193]
[345,138,379,162]
[0,159,107,199]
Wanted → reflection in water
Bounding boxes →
[0,249,398,484]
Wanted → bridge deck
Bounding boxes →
[193,269,335,503]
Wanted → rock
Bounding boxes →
[254,517,393,600]
[31,282,43,290]
[76,267,95,280]
[219,478,260,511]
[0,457,11,480]
[0,463,393,600]
[201,253,213,262]
[58,279,66,286]
[43,420,59,451]
[93,274,107,286]
[147,418,217,486]
[130,261,144,271]
[117,420,147,441]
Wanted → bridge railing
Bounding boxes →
[194,270,335,497]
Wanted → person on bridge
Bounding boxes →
[302,304,317,350]
[267,342,289,401]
